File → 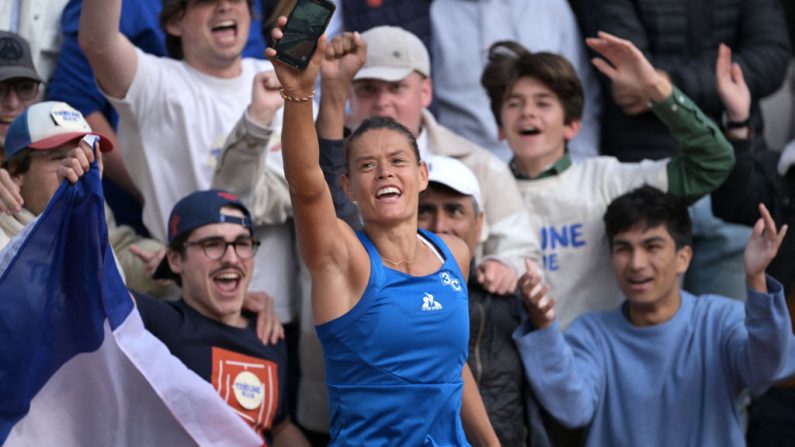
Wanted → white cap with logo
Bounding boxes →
[425,155,482,209]
[355,26,430,82]
[4,101,114,159]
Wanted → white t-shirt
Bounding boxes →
[517,156,668,328]
[106,49,276,241]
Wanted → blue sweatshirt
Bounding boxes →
[513,277,795,447]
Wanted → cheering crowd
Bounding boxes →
[1,0,794,446]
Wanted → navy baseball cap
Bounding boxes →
[152,189,255,280]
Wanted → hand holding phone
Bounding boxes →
[273,0,336,70]
[266,16,326,97]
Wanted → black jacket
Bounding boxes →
[711,139,795,295]
[575,0,791,161]
[468,277,551,447]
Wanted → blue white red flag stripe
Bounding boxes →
[0,161,261,446]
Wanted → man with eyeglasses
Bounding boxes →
[0,31,41,158]
[134,188,309,445]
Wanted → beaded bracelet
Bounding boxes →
[280,89,315,102]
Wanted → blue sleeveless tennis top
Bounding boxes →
[317,228,471,446]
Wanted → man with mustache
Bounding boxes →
[135,189,309,446]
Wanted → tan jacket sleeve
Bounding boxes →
[423,110,542,273]
[105,203,176,298]
[212,111,292,226]
[476,160,543,273]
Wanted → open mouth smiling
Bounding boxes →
[211,19,238,37]
[518,127,541,136]
[376,186,403,200]
[212,270,243,293]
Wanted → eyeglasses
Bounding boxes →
[0,80,40,101]
[183,236,260,260]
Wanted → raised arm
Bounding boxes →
[266,19,368,324]
[583,0,790,116]
[744,205,787,293]
[512,260,601,428]
[78,0,138,99]
[317,32,367,230]
[724,205,795,393]
[588,32,734,204]
[212,71,292,226]
[710,44,780,225]
[317,32,365,140]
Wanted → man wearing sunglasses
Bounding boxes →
[0,31,42,157]
[135,189,309,445]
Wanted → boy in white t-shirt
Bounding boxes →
[480,33,734,328]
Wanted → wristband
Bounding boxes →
[280,89,315,102]
[724,115,751,129]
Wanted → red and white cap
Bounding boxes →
[4,101,113,159]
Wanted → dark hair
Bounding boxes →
[165,230,192,286]
[603,185,693,249]
[1,150,32,177]
[164,204,252,285]
[343,116,421,174]
[160,0,255,59]
[481,41,584,127]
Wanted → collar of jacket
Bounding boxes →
[510,152,572,180]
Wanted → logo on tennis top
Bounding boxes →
[421,293,443,311]
[439,271,462,292]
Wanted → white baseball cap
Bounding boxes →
[425,155,482,209]
[4,101,113,159]
[355,26,430,82]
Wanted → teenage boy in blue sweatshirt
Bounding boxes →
[514,185,795,447]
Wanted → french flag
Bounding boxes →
[0,160,261,446]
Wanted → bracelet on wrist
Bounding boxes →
[722,110,751,130]
[725,117,751,129]
[280,89,315,102]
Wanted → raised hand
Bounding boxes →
[56,137,102,184]
[265,16,326,98]
[0,168,23,214]
[320,32,367,92]
[744,204,788,292]
[519,258,556,329]
[248,70,284,126]
[586,31,672,106]
[715,43,750,123]
[611,88,648,116]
